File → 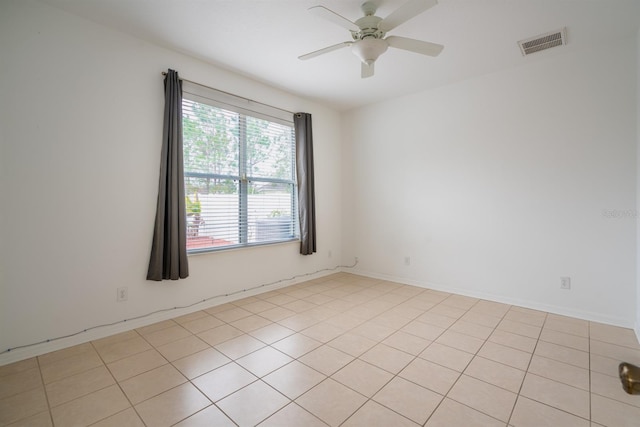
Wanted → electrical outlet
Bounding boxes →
[117,287,128,302]
[404,256,411,266]
[560,277,571,290]
[328,250,332,258]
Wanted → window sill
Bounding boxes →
[186,238,300,256]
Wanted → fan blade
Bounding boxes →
[379,0,438,32]
[298,41,353,60]
[386,36,443,56]
[309,6,359,32]
[361,61,374,78]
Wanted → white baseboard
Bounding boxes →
[4,266,637,367]
[350,267,636,329]
[0,269,337,367]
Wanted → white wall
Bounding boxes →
[343,39,638,327]
[0,0,342,364]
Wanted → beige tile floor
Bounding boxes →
[2,273,640,426]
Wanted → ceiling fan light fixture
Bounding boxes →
[351,38,388,64]
[300,0,443,77]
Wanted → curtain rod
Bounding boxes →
[161,71,296,116]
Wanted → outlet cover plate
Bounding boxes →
[117,287,128,302]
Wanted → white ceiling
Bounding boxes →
[39,0,640,111]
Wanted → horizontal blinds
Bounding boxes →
[182,99,240,177]
[182,86,298,252]
[182,81,293,127]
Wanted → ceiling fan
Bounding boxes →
[299,0,444,78]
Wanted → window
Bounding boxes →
[181,83,298,252]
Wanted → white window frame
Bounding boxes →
[182,82,299,253]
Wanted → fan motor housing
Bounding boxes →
[353,15,385,40]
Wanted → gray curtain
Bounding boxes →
[294,113,317,255]
[147,69,189,280]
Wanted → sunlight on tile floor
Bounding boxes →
[1,273,640,426]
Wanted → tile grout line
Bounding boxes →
[425,297,515,426]
[89,338,150,426]
[177,278,378,426]
[289,282,431,426]
[504,310,547,426]
[40,344,126,426]
[421,302,477,424]
[123,320,239,426]
[291,283,401,426]
[504,312,594,425]
[335,286,428,426]
[35,355,56,427]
